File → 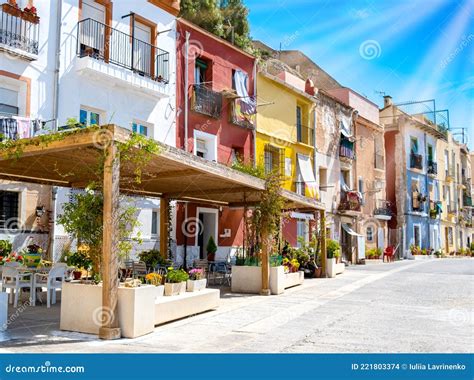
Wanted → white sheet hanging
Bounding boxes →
[297,154,317,198]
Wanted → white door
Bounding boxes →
[133,21,152,74]
[377,227,384,250]
[81,0,106,53]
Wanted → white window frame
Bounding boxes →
[193,130,217,161]
[413,224,421,248]
[0,78,27,116]
[366,226,374,243]
[296,219,309,248]
[80,105,104,126]
[132,120,153,138]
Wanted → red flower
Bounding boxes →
[6,258,10,262]
[17,255,23,260]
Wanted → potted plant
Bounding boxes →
[145,272,164,298]
[138,249,170,272]
[326,239,340,278]
[66,251,93,280]
[206,235,217,261]
[187,268,207,292]
[22,244,43,268]
[1,252,24,265]
[164,268,189,296]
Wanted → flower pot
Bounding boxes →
[23,252,42,268]
[2,3,21,18]
[187,278,207,292]
[207,252,215,262]
[73,271,82,280]
[164,281,186,296]
[314,267,322,278]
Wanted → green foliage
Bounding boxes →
[269,254,282,267]
[366,248,382,259]
[138,250,170,269]
[326,239,341,259]
[0,240,12,256]
[65,251,93,271]
[231,158,265,179]
[166,268,189,283]
[179,0,252,51]
[206,235,217,254]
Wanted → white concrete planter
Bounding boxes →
[164,282,186,296]
[284,271,305,289]
[154,285,165,298]
[232,266,303,295]
[187,278,207,292]
[335,263,345,275]
[60,282,156,338]
[327,257,337,278]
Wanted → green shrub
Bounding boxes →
[326,240,340,259]
[166,268,189,283]
[138,250,169,269]
[206,236,217,254]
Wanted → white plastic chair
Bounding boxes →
[1,266,33,307]
[34,264,67,308]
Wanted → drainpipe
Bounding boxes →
[48,0,63,261]
[184,31,190,152]
[252,60,257,166]
[312,105,317,180]
[423,132,430,249]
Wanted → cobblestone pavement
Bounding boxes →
[1,258,472,353]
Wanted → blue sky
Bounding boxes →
[245,0,473,147]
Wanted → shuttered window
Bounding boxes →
[0,191,20,229]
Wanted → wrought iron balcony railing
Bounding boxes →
[192,84,223,119]
[338,191,362,212]
[427,160,437,175]
[296,124,314,146]
[374,200,393,217]
[410,153,423,170]
[77,18,169,83]
[339,137,355,160]
[0,6,39,57]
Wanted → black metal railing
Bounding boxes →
[339,137,355,160]
[192,84,222,118]
[77,18,169,83]
[375,153,384,169]
[296,124,314,146]
[338,191,361,212]
[230,98,255,129]
[374,200,393,217]
[0,7,39,56]
[410,153,423,169]
[427,160,437,175]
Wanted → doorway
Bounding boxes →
[196,208,218,259]
[133,21,152,75]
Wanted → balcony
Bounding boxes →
[375,153,384,170]
[410,153,423,170]
[429,201,442,219]
[296,124,314,146]
[427,160,437,175]
[339,137,355,160]
[374,200,393,220]
[230,98,255,129]
[76,18,169,96]
[464,193,473,208]
[445,165,455,181]
[0,4,39,60]
[338,191,362,213]
[192,84,223,119]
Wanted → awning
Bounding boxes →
[290,212,314,220]
[342,223,363,237]
[297,154,317,198]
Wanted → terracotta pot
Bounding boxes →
[314,267,322,278]
[73,271,82,280]
[207,252,215,262]
[2,3,21,17]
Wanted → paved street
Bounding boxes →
[1,258,472,353]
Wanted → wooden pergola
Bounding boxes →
[0,125,326,339]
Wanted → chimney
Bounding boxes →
[383,95,393,108]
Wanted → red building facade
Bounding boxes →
[175,19,256,264]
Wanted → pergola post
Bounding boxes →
[260,230,271,296]
[319,209,327,278]
[99,140,121,340]
[159,197,169,259]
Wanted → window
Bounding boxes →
[296,105,302,142]
[0,87,19,115]
[195,58,209,85]
[410,137,418,154]
[231,147,244,164]
[264,145,283,175]
[196,139,207,158]
[448,227,453,245]
[132,122,149,137]
[319,168,327,190]
[366,226,374,243]
[193,130,217,161]
[0,191,20,229]
[427,144,433,161]
[296,220,309,247]
[358,177,364,205]
[80,107,102,126]
[151,210,159,236]
[413,225,421,248]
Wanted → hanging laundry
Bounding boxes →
[233,70,256,115]
[14,116,31,139]
[0,117,18,141]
